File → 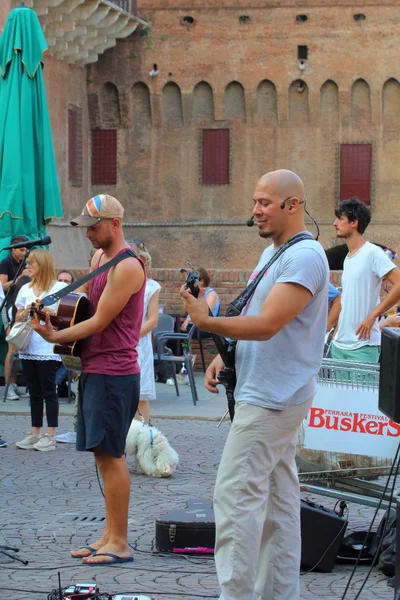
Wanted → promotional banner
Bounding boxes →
[304,384,400,458]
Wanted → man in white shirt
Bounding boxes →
[331,197,400,363]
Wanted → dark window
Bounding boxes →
[353,13,366,22]
[296,14,308,23]
[340,143,372,205]
[182,16,195,24]
[91,130,117,186]
[297,45,308,60]
[68,105,82,186]
[202,129,229,186]
[239,15,251,24]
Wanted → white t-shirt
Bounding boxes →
[235,235,329,410]
[333,242,395,350]
[15,280,67,360]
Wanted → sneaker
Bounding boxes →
[5,385,19,401]
[16,386,30,398]
[55,431,76,444]
[10,383,26,397]
[33,434,56,452]
[16,432,40,449]
[0,438,7,448]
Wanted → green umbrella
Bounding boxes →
[0,6,63,255]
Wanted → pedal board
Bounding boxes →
[113,596,152,600]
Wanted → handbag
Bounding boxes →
[6,318,34,351]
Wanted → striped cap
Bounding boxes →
[71,194,124,227]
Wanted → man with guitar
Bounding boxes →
[33,194,145,566]
[181,170,329,600]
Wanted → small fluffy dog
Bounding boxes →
[125,419,179,478]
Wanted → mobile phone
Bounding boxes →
[397,306,400,314]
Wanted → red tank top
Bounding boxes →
[81,249,145,376]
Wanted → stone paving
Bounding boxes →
[0,413,395,600]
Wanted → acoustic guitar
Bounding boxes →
[34,293,90,358]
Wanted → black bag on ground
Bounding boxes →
[369,507,396,576]
[156,499,215,552]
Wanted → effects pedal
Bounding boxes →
[113,596,152,600]
[61,582,106,600]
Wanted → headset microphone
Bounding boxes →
[246,216,255,227]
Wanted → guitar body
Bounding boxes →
[47,294,90,357]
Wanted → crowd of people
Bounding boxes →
[0,181,399,596]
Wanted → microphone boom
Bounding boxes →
[2,235,52,251]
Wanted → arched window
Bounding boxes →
[101,82,120,128]
[224,81,245,119]
[162,82,183,127]
[351,79,371,124]
[383,78,400,129]
[256,80,277,120]
[132,82,152,128]
[288,80,309,122]
[193,81,214,122]
[320,80,339,127]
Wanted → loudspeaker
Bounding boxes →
[379,328,400,423]
[300,499,348,573]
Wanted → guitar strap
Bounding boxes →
[225,232,314,317]
[40,248,138,307]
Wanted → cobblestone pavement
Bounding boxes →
[0,415,394,600]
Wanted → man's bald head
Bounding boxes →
[257,169,305,202]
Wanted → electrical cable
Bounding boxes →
[0,562,215,574]
[305,207,320,241]
[95,464,105,498]
[351,454,400,600]
[0,586,218,599]
[340,438,400,599]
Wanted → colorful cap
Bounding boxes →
[71,194,124,227]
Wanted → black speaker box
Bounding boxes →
[300,499,348,573]
[379,328,400,424]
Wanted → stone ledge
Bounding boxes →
[13,0,147,65]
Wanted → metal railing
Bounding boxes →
[108,0,136,14]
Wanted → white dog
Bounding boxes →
[125,419,179,478]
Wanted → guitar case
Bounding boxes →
[155,499,215,553]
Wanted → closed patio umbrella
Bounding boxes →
[0,6,63,254]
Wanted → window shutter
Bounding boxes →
[91,130,117,186]
[202,129,230,185]
[340,143,372,205]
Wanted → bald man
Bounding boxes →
[181,170,329,600]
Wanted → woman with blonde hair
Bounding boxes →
[133,241,161,424]
[14,249,67,452]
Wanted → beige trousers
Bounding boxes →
[214,397,314,600]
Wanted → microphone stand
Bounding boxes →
[0,248,30,326]
[0,543,29,565]
[0,248,30,564]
